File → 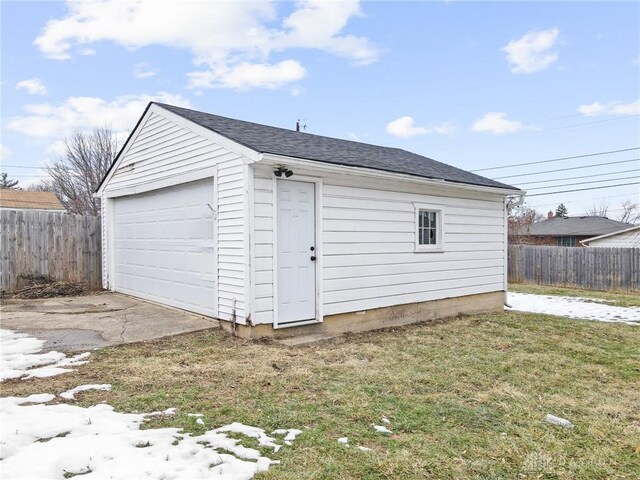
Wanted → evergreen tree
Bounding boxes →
[555,203,568,217]
[0,173,19,189]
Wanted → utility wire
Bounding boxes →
[526,175,639,191]
[494,158,639,180]
[527,181,640,197]
[514,168,639,186]
[526,192,640,209]
[1,165,47,169]
[472,147,639,172]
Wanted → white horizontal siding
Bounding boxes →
[251,164,507,324]
[103,110,246,321]
[321,180,506,315]
[587,228,640,248]
[253,167,275,324]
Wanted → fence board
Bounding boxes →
[0,210,102,293]
[508,245,639,292]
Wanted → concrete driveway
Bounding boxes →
[0,293,219,351]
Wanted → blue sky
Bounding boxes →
[2,0,639,218]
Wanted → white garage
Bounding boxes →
[96,102,523,338]
[113,178,216,317]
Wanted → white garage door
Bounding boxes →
[113,178,216,316]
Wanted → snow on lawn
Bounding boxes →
[0,394,299,480]
[1,329,90,381]
[507,292,640,325]
[0,330,300,479]
[59,384,112,400]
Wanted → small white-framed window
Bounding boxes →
[414,203,444,252]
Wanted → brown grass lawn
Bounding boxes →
[2,310,639,479]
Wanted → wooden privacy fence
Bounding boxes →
[508,245,639,292]
[1,210,102,293]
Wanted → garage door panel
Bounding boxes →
[114,178,216,317]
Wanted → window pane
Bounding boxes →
[417,209,439,246]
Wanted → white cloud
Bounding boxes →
[45,140,68,156]
[16,78,47,95]
[188,60,306,90]
[578,100,640,116]
[386,116,455,139]
[133,62,158,79]
[290,85,306,97]
[33,0,380,90]
[7,92,191,139]
[472,112,523,134]
[0,144,11,160]
[502,28,560,74]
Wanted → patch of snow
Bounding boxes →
[545,414,574,429]
[1,329,91,381]
[507,293,640,325]
[215,423,283,452]
[381,416,391,424]
[187,413,204,417]
[146,407,177,417]
[372,425,392,434]
[337,437,349,445]
[196,418,205,425]
[357,446,372,452]
[59,384,112,400]
[0,395,298,479]
[272,429,302,446]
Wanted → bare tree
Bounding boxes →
[618,200,640,224]
[586,200,609,217]
[508,205,544,244]
[46,127,118,215]
[0,173,19,189]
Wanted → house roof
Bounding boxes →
[153,103,518,191]
[528,216,631,237]
[0,189,65,211]
[581,225,640,244]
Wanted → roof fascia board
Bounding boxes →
[154,104,261,163]
[581,225,640,244]
[260,153,524,196]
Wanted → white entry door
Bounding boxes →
[113,178,216,317]
[277,180,317,325]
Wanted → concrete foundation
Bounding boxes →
[221,291,504,339]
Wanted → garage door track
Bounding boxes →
[0,293,219,351]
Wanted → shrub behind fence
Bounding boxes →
[508,245,639,292]
[1,210,102,293]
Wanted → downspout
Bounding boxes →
[504,194,525,307]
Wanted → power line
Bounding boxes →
[514,168,639,186]
[472,147,639,172]
[527,181,640,197]
[1,165,47,169]
[526,175,638,191]
[494,158,639,180]
[526,192,640,209]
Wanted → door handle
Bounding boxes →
[310,256,316,261]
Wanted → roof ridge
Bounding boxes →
[154,102,403,151]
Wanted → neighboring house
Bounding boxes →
[0,190,66,213]
[581,225,640,248]
[96,102,523,338]
[524,213,632,247]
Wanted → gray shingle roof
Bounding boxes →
[156,103,518,191]
[528,216,632,236]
